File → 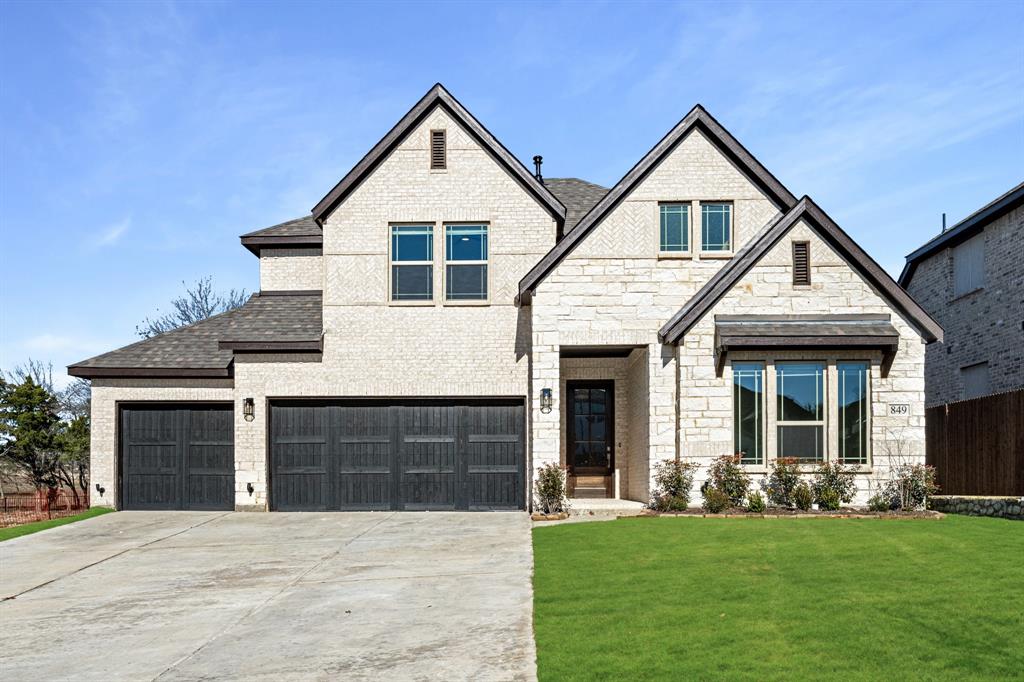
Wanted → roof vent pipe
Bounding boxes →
[533,155,543,184]
[942,212,947,232]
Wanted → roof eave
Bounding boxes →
[67,365,232,379]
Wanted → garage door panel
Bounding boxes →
[121,405,234,511]
[271,405,329,511]
[270,400,524,511]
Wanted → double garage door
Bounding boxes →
[120,404,235,510]
[270,400,525,511]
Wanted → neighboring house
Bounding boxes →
[70,84,941,512]
[900,183,1024,407]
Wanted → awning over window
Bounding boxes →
[713,314,900,377]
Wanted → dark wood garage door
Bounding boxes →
[270,400,524,511]
[120,404,235,510]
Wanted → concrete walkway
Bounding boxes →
[1,511,536,681]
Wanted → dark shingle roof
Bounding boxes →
[545,178,608,233]
[68,292,323,378]
[241,215,322,239]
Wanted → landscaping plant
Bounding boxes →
[534,463,569,514]
[706,455,751,506]
[867,493,891,512]
[763,457,801,507]
[811,462,857,510]
[882,463,939,511]
[746,491,766,513]
[793,482,813,511]
[650,459,698,511]
[702,487,730,514]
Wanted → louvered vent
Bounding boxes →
[430,129,446,169]
[792,241,811,286]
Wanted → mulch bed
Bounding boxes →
[642,508,943,519]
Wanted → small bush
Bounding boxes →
[702,487,730,514]
[746,491,766,513]
[534,463,568,514]
[707,455,752,506]
[763,457,801,507]
[793,482,813,511]
[817,487,841,511]
[812,462,857,509]
[650,459,698,511]
[881,463,939,511]
[867,494,891,512]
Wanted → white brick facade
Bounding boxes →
[87,98,931,511]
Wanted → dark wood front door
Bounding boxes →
[566,381,614,476]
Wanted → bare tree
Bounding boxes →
[137,276,248,338]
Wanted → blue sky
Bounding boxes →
[1,0,1022,385]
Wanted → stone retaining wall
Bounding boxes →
[928,495,1024,520]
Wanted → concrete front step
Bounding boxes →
[568,498,648,517]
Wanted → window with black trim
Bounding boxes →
[445,224,488,301]
[776,362,825,463]
[391,225,433,301]
[733,362,764,465]
[837,362,869,465]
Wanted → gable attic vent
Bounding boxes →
[792,241,811,286]
[430,129,446,169]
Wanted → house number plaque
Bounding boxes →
[888,403,910,416]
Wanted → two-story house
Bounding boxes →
[900,183,1024,406]
[70,84,941,512]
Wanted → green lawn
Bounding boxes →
[533,516,1024,681]
[0,507,114,542]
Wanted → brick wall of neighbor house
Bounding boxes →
[531,128,778,497]
[679,221,927,504]
[906,206,1024,406]
[89,379,236,508]
[259,250,324,291]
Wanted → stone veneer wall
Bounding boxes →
[929,495,1024,520]
[906,205,1024,406]
[678,220,928,504]
[625,349,651,502]
[89,378,236,508]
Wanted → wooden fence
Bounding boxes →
[1,490,91,527]
[926,389,1024,496]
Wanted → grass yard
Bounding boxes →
[533,516,1024,681]
[0,507,115,542]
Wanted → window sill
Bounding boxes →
[657,252,693,260]
[699,251,734,259]
[389,300,436,307]
[429,168,448,174]
[443,299,490,307]
[949,286,984,304]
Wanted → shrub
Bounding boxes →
[534,463,568,514]
[706,455,751,506]
[650,459,699,511]
[881,463,939,511]
[811,462,857,509]
[746,491,766,513]
[702,487,730,514]
[793,482,813,511]
[763,457,801,507]
[867,494,891,512]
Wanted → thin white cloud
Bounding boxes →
[92,216,131,248]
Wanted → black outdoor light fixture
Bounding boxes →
[540,388,553,414]
[243,398,255,422]
[247,482,254,496]
[95,483,105,497]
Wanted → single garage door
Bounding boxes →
[270,400,524,511]
[120,404,235,510]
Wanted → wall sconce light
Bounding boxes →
[95,483,105,497]
[246,482,254,496]
[540,388,553,414]
[243,398,255,422]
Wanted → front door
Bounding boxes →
[566,381,614,476]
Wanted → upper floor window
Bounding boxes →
[776,362,825,463]
[733,362,764,465]
[961,361,989,400]
[837,362,870,465]
[391,225,433,301]
[445,224,488,301]
[701,202,732,252]
[952,233,984,298]
[659,204,690,253]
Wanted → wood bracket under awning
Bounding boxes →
[712,315,900,378]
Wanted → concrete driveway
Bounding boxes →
[1,511,536,681]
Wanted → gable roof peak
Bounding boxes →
[311,83,565,226]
